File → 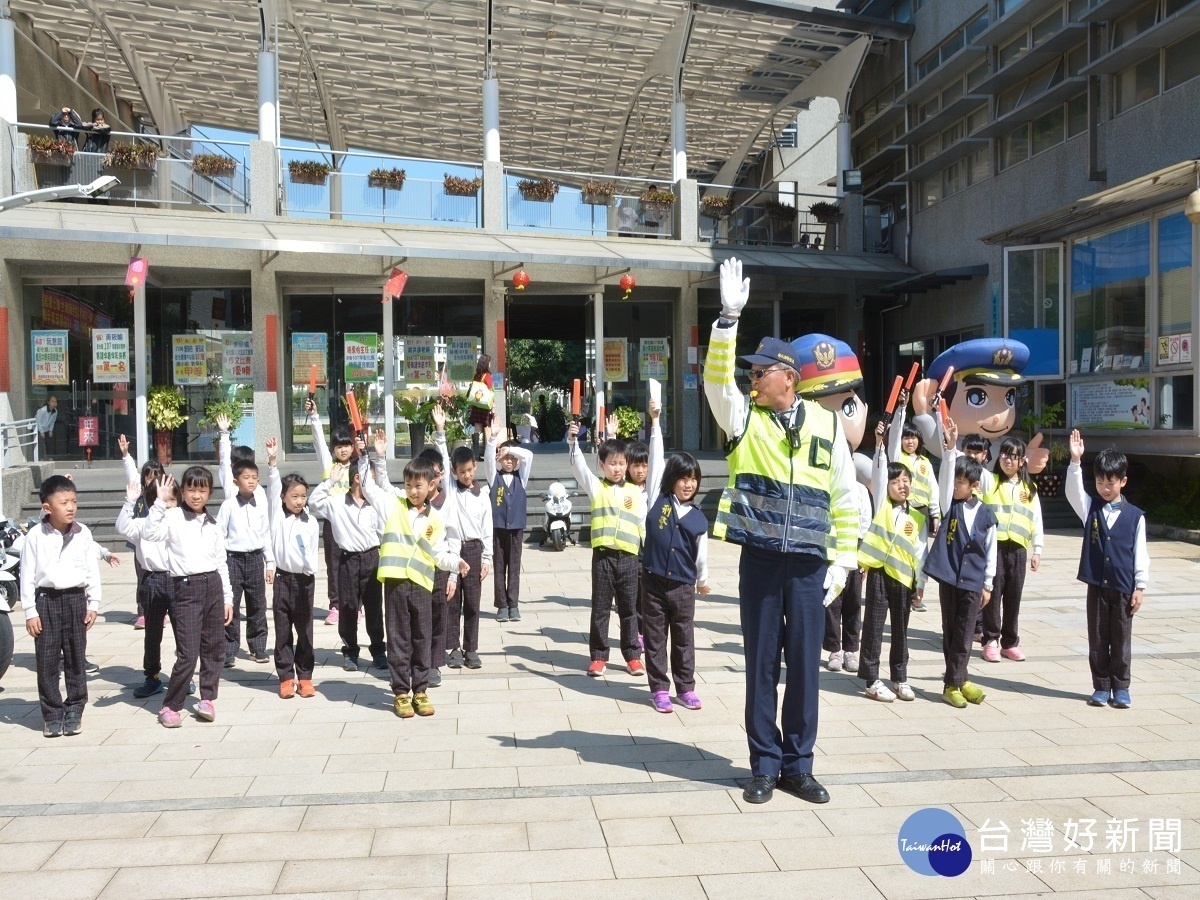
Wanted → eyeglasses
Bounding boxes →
[1000,453,1023,461]
[749,366,783,380]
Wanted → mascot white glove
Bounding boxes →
[719,257,750,320]
[822,565,849,607]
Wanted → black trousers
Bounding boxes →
[273,570,315,681]
[142,571,173,677]
[33,587,88,724]
[640,570,696,695]
[322,519,341,609]
[939,582,982,689]
[134,558,147,619]
[226,549,268,657]
[384,578,433,694]
[447,539,483,653]
[857,569,914,684]
[164,573,225,712]
[590,548,641,661]
[432,569,448,668]
[984,541,1026,648]
[823,567,863,654]
[337,548,384,660]
[493,528,523,609]
[1087,585,1133,691]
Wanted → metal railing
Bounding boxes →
[503,166,675,239]
[13,123,250,213]
[698,185,839,249]
[278,147,482,227]
[0,418,41,518]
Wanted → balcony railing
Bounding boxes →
[503,167,675,239]
[698,186,841,250]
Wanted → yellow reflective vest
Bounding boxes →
[376,500,443,591]
[898,450,935,510]
[858,501,927,589]
[984,478,1037,549]
[590,480,644,555]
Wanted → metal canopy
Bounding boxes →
[880,264,988,295]
[10,0,906,179]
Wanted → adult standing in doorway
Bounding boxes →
[35,395,58,460]
[703,258,859,805]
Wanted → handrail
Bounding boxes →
[278,145,481,170]
[503,164,661,186]
[15,122,252,148]
[698,182,837,202]
[0,418,41,517]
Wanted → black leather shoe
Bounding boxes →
[63,715,82,736]
[777,773,830,804]
[742,774,776,804]
[342,656,359,672]
[43,720,63,738]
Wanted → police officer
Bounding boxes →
[704,258,859,805]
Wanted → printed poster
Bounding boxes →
[172,335,208,386]
[1071,379,1152,430]
[291,333,327,385]
[92,329,129,383]
[31,329,68,385]
[603,338,628,383]
[639,338,669,381]
[222,333,253,381]
[446,337,479,383]
[344,333,379,383]
[404,336,436,384]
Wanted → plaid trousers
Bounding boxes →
[640,570,696,695]
[322,519,341,609]
[33,587,89,724]
[226,549,268,657]
[384,578,433,695]
[939,582,981,688]
[589,547,641,662]
[823,567,863,654]
[164,573,225,712]
[984,541,1026,648]
[141,571,173,677]
[1087,585,1133,692]
[273,570,315,682]
[336,548,384,660]
[856,569,914,683]
[447,539,483,653]
[432,569,448,667]
[492,528,523,609]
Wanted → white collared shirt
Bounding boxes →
[19,518,102,618]
[116,501,171,572]
[144,501,233,605]
[216,489,274,563]
[266,466,321,575]
[1066,463,1150,589]
[309,479,382,553]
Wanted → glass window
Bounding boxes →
[1157,211,1192,339]
[919,135,941,163]
[999,34,1029,69]
[1032,9,1064,47]
[967,146,990,183]
[1069,0,1095,22]
[1112,1,1159,49]
[1007,246,1062,377]
[1114,54,1162,113]
[966,61,988,91]
[1067,93,1088,137]
[965,10,989,44]
[999,123,1030,170]
[919,97,940,122]
[967,104,988,134]
[1166,0,1194,14]
[943,78,964,105]
[1158,375,1194,430]
[1164,30,1200,91]
[920,175,943,209]
[1032,106,1065,155]
[943,158,967,195]
[1000,0,1029,17]
[1072,220,1150,376]
[1067,43,1088,77]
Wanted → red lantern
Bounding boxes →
[512,269,530,290]
[619,273,636,300]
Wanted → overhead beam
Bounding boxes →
[696,0,913,41]
[282,1,347,155]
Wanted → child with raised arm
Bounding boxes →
[359,444,465,718]
[484,425,534,622]
[888,393,941,613]
[119,434,163,631]
[1066,430,1148,709]
[641,399,710,713]
[568,420,646,678]
[307,397,356,626]
[265,438,321,698]
[144,469,233,728]
[21,475,101,737]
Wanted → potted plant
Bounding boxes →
[397,389,436,454]
[28,134,77,166]
[444,173,482,197]
[368,167,406,190]
[612,405,643,440]
[199,395,244,434]
[763,199,797,223]
[701,194,733,218]
[288,159,332,186]
[639,186,676,211]
[808,200,841,225]
[581,180,617,206]
[191,153,238,178]
[517,178,559,202]
[103,141,161,171]
[147,385,187,465]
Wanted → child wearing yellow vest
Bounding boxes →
[358,449,465,719]
[857,422,930,703]
[980,435,1043,662]
[568,421,646,678]
[888,398,941,613]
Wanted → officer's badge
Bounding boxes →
[623,496,633,510]
[814,341,836,371]
[903,519,915,537]
[425,525,434,540]
[993,346,1014,367]
[1020,489,1030,503]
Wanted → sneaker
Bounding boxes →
[1110,689,1131,709]
[250,652,271,664]
[628,659,646,676]
[842,651,858,674]
[465,651,482,669]
[393,694,415,718]
[412,693,435,716]
[325,608,340,626]
[280,679,297,699]
[298,680,316,698]
[982,641,1001,663]
[133,675,164,698]
[133,615,146,630]
[943,687,968,709]
[428,668,443,688]
[1001,646,1026,662]
[676,691,702,710]
[496,607,510,622]
[826,650,843,672]
[651,691,673,713]
[84,659,100,675]
[894,681,915,702]
[911,600,927,612]
[371,654,388,670]
[43,720,63,738]
[63,716,82,736]
[447,649,464,669]
[158,708,182,728]
[195,700,216,722]
[865,679,895,703]
[342,656,359,672]
[587,659,607,677]
[960,681,986,705]
[188,681,196,696]
[1087,689,1111,707]
[224,654,236,669]
[508,607,521,622]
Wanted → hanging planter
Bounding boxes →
[102,141,162,171]
[701,195,733,218]
[808,200,841,226]
[581,180,617,206]
[639,186,676,211]
[517,178,559,202]
[192,153,238,178]
[288,160,331,186]
[763,200,797,223]
[368,167,407,190]
[28,135,77,167]
[444,173,482,196]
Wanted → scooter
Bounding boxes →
[0,517,27,684]
[540,482,578,552]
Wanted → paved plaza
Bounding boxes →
[1,530,1199,899]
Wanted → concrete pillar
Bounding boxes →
[482,159,504,232]
[0,13,15,127]
[133,284,148,467]
[484,285,506,432]
[258,50,278,145]
[248,139,278,220]
[251,265,283,462]
[840,192,864,254]
[674,284,700,451]
[0,260,22,462]
[483,77,500,163]
[382,289,395,459]
[0,115,12,197]
[836,115,852,199]
[592,290,605,427]
[676,177,699,245]
[671,100,687,183]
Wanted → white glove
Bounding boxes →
[822,565,849,607]
[719,257,750,320]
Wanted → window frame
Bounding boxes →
[1004,243,1065,380]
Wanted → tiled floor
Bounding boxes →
[0,530,1198,898]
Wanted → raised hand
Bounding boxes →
[156,473,176,496]
[719,257,750,319]
[305,398,316,416]
[328,462,344,484]
[431,403,446,433]
[374,428,387,457]
[896,388,910,411]
[1069,428,1084,463]
[874,420,886,449]
[944,417,958,448]
[117,433,130,457]
[125,482,141,504]
[215,413,231,432]
[265,437,278,465]
[648,399,661,421]
[605,414,618,439]
[567,421,580,442]
[911,378,939,416]
[1026,432,1049,474]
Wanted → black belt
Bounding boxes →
[174,572,218,582]
[227,548,265,557]
[462,538,483,546]
[277,569,315,581]
[37,585,86,598]
[340,547,379,557]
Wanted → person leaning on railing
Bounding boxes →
[82,109,111,154]
[49,107,84,145]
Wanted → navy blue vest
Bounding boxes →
[642,493,708,584]
[924,498,997,592]
[1078,498,1143,594]
[491,472,527,530]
